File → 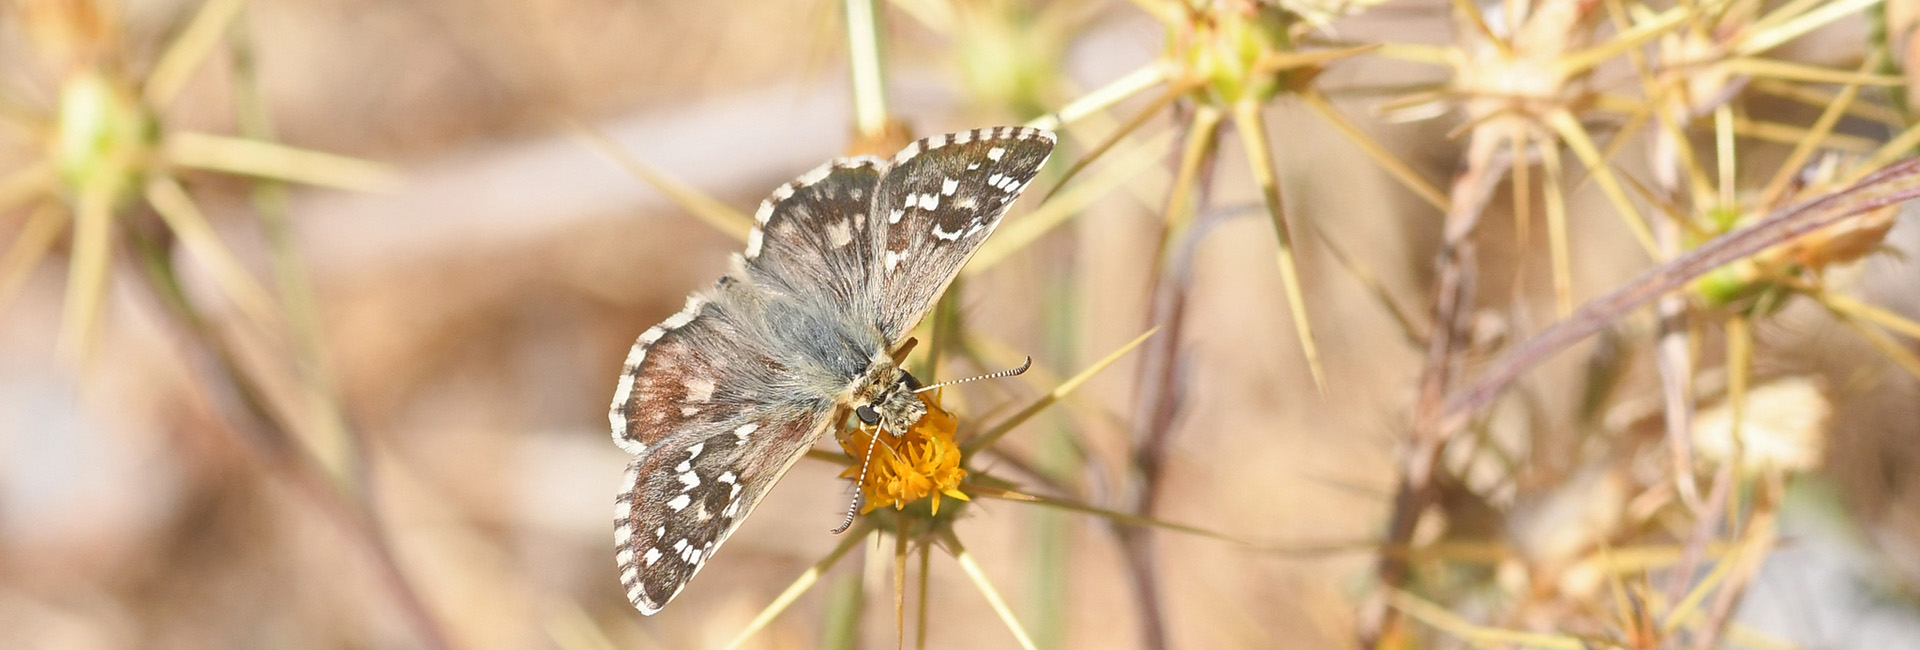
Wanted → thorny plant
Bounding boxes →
[14,0,1920,648]
[1367,0,1920,646]
[603,0,1920,648]
[602,0,1920,647]
[0,1,452,649]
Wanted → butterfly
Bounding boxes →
[609,126,1056,614]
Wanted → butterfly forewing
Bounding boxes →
[867,126,1055,340]
[611,126,1055,615]
[743,157,885,310]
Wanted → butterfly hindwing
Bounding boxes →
[609,286,774,456]
[866,126,1055,340]
[609,275,843,614]
[614,406,834,614]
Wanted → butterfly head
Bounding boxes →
[849,357,928,435]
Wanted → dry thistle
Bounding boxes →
[0,0,395,363]
[1690,376,1831,474]
[1693,157,1900,314]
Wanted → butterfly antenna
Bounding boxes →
[832,425,881,534]
[912,356,1033,393]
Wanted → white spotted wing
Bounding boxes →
[869,126,1055,340]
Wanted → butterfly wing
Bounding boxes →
[610,155,887,456]
[866,127,1055,341]
[742,156,886,312]
[613,403,833,614]
[611,158,891,614]
[609,280,844,614]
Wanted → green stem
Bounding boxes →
[819,533,870,650]
[846,0,891,139]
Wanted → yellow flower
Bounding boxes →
[838,392,971,516]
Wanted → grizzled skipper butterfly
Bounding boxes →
[609,127,1054,613]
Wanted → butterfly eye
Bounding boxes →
[855,404,881,426]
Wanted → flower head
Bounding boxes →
[838,392,970,516]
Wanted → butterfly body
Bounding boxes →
[850,356,927,430]
[610,126,1054,614]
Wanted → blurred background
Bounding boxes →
[2,0,1920,648]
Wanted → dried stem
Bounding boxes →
[942,530,1039,650]
[1648,104,1702,511]
[1364,126,1508,645]
[915,543,932,650]
[723,522,871,650]
[1119,199,1250,650]
[1234,99,1326,392]
[1443,158,1920,432]
[895,516,910,648]
[230,22,362,491]
[127,224,458,650]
